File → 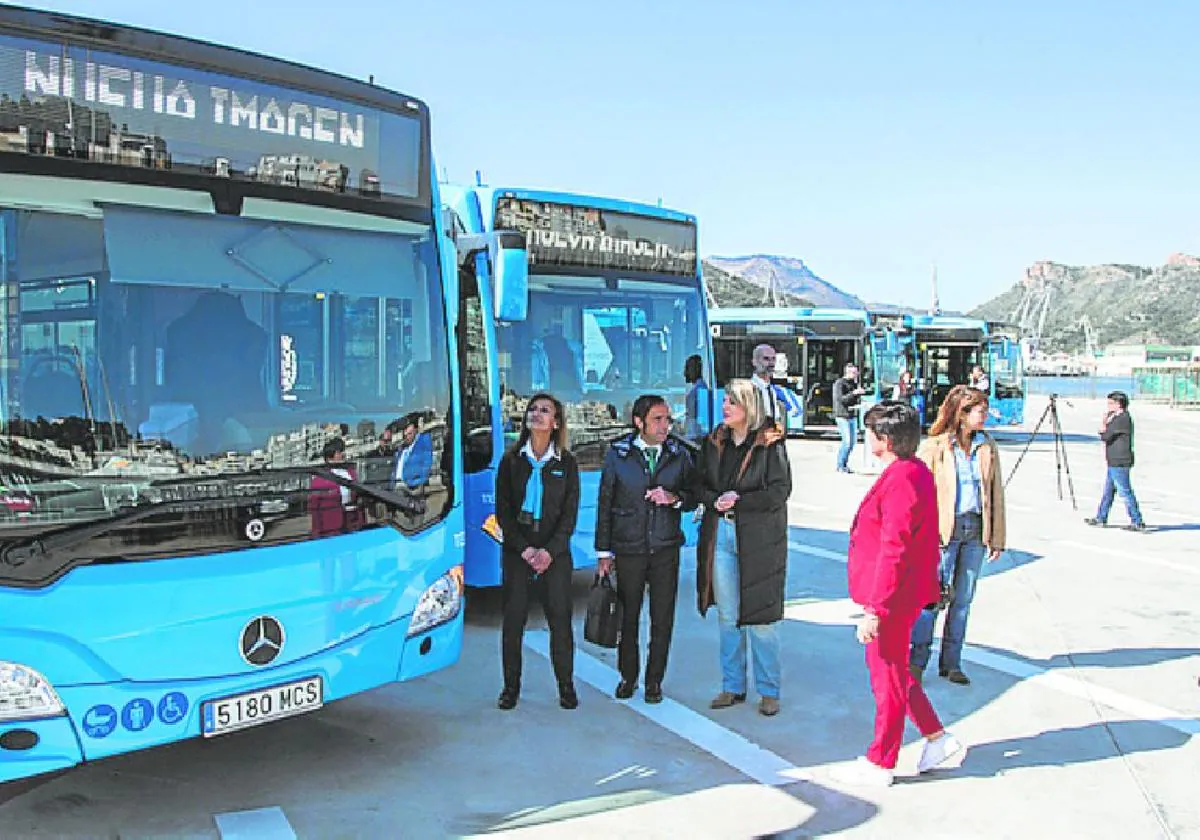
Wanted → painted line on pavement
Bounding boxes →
[524,631,809,786]
[1054,539,1199,577]
[788,541,847,563]
[214,806,297,840]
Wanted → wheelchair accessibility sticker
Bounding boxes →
[158,692,189,725]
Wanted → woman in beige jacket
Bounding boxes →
[909,385,1006,685]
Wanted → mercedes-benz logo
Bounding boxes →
[239,616,285,666]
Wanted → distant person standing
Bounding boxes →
[1085,391,1147,532]
[892,370,917,406]
[750,344,784,423]
[833,363,866,473]
[969,365,990,393]
[683,354,711,440]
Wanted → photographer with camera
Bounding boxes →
[1085,391,1147,532]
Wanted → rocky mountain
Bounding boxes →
[705,255,863,309]
[702,260,813,308]
[970,255,1200,354]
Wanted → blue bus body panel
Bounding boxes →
[464,469,503,588]
[0,522,463,783]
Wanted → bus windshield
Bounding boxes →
[495,275,705,468]
[0,186,451,560]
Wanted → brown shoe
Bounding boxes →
[709,691,747,709]
[909,663,923,684]
[758,696,780,717]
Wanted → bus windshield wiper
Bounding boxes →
[0,466,414,587]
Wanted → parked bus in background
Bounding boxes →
[0,5,469,783]
[442,186,712,588]
[984,321,1025,426]
[708,307,878,435]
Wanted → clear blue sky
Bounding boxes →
[20,0,1200,311]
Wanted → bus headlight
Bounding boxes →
[0,661,65,722]
[407,565,464,638]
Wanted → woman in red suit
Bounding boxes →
[832,401,963,787]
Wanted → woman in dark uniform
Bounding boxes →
[495,393,581,710]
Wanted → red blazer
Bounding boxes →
[847,457,940,620]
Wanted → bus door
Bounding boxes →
[868,329,908,404]
[457,243,522,588]
[917,339,982,424]
[711,327,803,435]
[802,337,859,432]
[987,335,1025,426]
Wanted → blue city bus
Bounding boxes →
[442,187,712,588]
[709,307,891,434]
[984,321,1025,426]
[909,315,1024,427]
[910,315,986,424]
[0,6,470,783]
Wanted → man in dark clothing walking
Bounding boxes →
[1085,391,1147,532]
[832,363,866,473]
[596,394,697,704]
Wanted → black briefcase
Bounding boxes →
[584,573,622,648]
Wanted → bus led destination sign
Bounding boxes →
[0,33,421,199]
[495,197,698,277]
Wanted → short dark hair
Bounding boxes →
[322,436,346,460]
[1107,390,1129,410]
[631,393,668,426]
[863,400,920,458]
[684,355,703,384]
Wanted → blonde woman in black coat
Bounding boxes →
[695,379,792,717]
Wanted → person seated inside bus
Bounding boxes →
[308,436,364,538]
[165,290,268,452]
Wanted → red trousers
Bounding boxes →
[865,613,943,769]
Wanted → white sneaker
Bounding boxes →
[917,732,964,773]
[829,757,894,788]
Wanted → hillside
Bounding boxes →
[702,260,813,308]
[704,255,860,309]
[971,255,1200,353]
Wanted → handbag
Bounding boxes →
[584,572,622,648]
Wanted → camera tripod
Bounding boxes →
[1005,394,1077,510]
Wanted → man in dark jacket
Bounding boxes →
[1085,391,1146,532]
[596,395,697,704]
[832,363,866,473]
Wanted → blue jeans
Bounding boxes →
[1096,466,1143,526]
[712,519,781,698]
[910,513,987,673]
[835,417,857,471]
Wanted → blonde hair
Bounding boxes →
[723,378,765,432]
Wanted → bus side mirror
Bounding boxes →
[491,230,528,322]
